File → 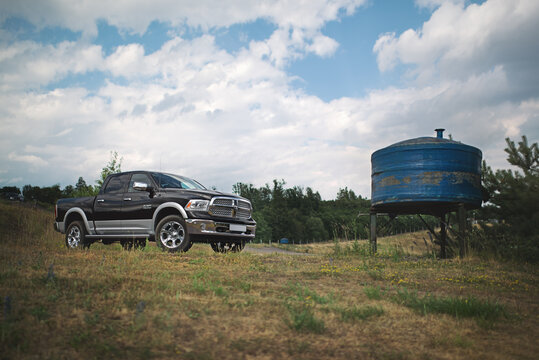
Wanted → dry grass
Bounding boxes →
[0,201,537,359]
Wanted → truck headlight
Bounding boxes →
[186,199,209,212]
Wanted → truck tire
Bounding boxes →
[155,215,191,253]
[65,220,90,249]
[120,239,133,250]
[210,241,245,253]
[120,239,146,250]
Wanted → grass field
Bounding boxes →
[0,201,537,359]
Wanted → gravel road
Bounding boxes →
[244,245,311,255]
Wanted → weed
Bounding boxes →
[364,285,382,300]
[189,258,205,265]
[286,305,325,334]
[290,282,333,305]
[30,305,49,321]
[389,246,405,262]
[187,310,201,319]
[351,239,371,256]
[453,334,474,348]
[287,339,311,355]
[393,288,507,322]
[69,331,91,349]
[209,283,228,297]
[84,312,101,326]
[238,281,252,292]
[367,268,384,280]
[191,277,208,294]
[333,238,342,256]
[336,305,384,322]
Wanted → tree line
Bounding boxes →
[1,151,122,206]
[231,181,438,244]
[1,138,536,259]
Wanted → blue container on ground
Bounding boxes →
[371,130,482,215]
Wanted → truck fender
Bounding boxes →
[64,207,95,235]
[152,202,188,230]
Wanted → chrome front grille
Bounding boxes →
[209,197,252,220]
[213,198,233,206]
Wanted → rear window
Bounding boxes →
[103,176,125,194]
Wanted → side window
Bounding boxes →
[103,176,126,194]
[128,173,152,192]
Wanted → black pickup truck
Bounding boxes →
[54,171,256,253]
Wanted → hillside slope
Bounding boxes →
[0,201,537,359]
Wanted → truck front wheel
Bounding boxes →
[65,221,90,249]
[155,215,191,253]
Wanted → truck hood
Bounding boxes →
[163,188,245,201]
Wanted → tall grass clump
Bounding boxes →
[290,283,333,305]
[336,305,384,322]
[332,238,371,257]
[364,285,382,300]
[0,201,56,246]
[393,288,507,322]
[286,305,325,334]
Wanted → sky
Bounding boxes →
[0,0,538,199]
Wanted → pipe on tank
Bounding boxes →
[435,128,445,138]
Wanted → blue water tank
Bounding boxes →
[371,129,482,214]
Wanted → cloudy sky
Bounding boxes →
[1,0,538,199]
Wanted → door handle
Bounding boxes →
[97,199,105,203]
[123,197,132,201]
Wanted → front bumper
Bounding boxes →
[185,219,256,240]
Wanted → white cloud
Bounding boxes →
[374,0,539,88]
[0,41,104,90]
[2,40,532,197]
[1,1,367,71]
[0,0,537,199]
[414,0,464,10]
[1,1,366,35]
[8,152,48,167]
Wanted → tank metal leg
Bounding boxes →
[440,213,447,259]
[458,203,467,258]
[370,212,377,254]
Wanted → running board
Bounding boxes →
[86,234,149,239]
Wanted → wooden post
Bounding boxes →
[440,213,447,259]
[370,212,377,254]
[458,203,467,258]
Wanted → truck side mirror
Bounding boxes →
[133,182,148,191]
[133,182,155,197]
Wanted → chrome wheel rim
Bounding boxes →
[160,221,185,249]
[67,226,81,248]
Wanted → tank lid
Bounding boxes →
[386,129,461,147]
[387,136,459,147]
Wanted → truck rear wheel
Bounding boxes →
[120,239,146,250]
[65,221,90,249]
[155,215,191,253]
[210,241,245,253]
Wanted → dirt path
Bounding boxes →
[244,245,311,255]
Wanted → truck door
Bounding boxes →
[94,174,129,234]
[121,172,156,235]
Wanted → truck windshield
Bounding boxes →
[151,173,206,190]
